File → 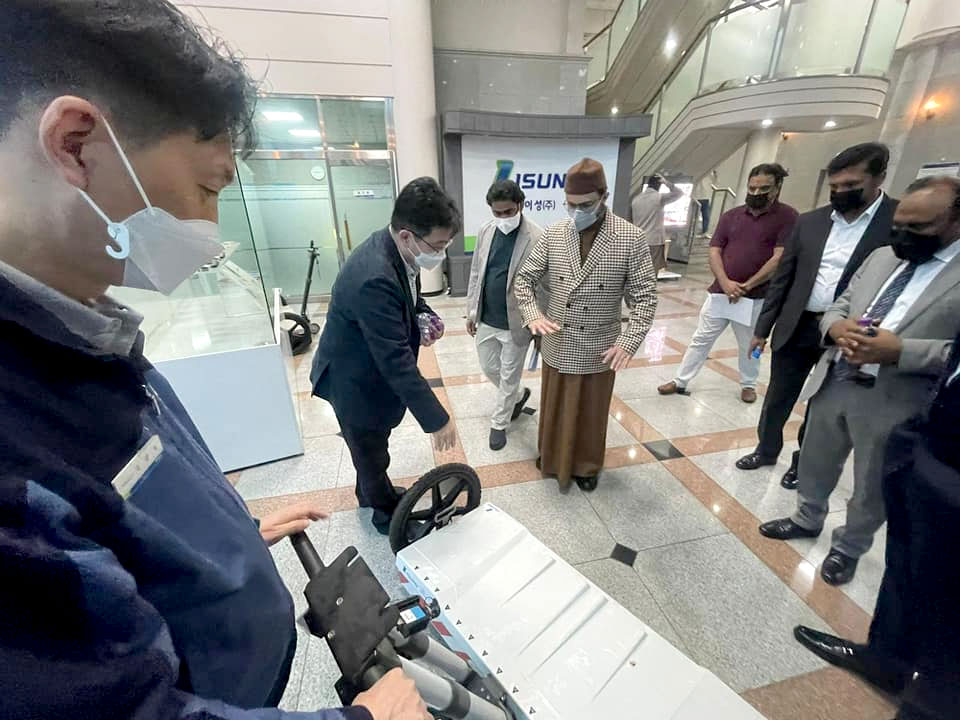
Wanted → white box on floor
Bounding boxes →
[396,503,764,719]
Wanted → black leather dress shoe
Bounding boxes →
[758,517,821,540]
[511,387,532,421]
[371,509,392,535]
[821,549,858,585]
[575,475,598,492]
[793,625,908,695]
[736,452,777,470]
[780,466,799,490]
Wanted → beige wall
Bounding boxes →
[774,122,884,212]
[431,0,585,55]
[173,1,439,182]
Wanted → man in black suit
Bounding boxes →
[311,177,459,534]
[736,143,897,487]
[791,323,960,720]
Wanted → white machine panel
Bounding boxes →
[397,504,764,720]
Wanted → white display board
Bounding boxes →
[461,136,620,252]
[662,182,694,228]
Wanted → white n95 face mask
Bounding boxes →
[496,213,522,235]
[77,118,224,295]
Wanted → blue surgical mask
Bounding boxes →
[568,201,602,231]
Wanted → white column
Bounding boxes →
[388,0,444,293]
[389,0,440,184]
[736,128,783,201]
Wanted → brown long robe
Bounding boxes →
[537,213,616,489]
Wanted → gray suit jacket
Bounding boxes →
[802,246,960,407]
[466,216,545,345]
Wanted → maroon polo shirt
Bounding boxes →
[707,200,799,299]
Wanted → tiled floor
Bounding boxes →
[236,262,894,719]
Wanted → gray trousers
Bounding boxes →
[792,371,898,558]
[476,323,529,430]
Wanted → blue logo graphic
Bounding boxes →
[493,160,566,190]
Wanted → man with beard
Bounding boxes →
[759,176,960,587]
[736,144,897,488]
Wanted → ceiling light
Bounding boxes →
[289,128,322,138]
[611,106,619,115]
[823,119,837,129]
[761,118,773,128]
[664,34,678,56]
[922,97,941,119]
[262,110,304,122]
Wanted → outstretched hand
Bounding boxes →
[258,500,328,546]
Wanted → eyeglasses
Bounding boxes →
[410,231,451,253]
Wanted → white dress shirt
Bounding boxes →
[807,191,886,312]
[848,238,960,376]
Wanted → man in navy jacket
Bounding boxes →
[0,2,427,719]
[311,178,459,534]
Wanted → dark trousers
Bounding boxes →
[868,426,960,720]
[755,311,823,462]
[338,420,401,515]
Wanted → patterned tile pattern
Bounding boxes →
[241,265,890,718]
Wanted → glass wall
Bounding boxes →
[776,0,873,78]
[701,4,781,92]
[586,32,610,87]
[659,38,706,132]
[609,0,640,68]
[232,95,397,301]
[634,94,660,164]
[629,0,908,170]
[859,0,909,77]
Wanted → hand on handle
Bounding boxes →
[353,668,430,720]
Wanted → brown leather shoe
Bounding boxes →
[741,387,757,403]
[658,381,687,395]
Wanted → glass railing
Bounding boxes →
[584,0,647,85]
[596,0,908,167]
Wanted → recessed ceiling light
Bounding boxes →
[761,118,773,128]
[289,128,322,138]
[611,106,619,115]
[664,34,678,56]
[262,111,303,122]
[824,119,837,129]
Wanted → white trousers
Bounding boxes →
[675,295,764,389]
[476,323,529,430]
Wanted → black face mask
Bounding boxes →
[891,228,943,264]
[745,192,771,210]
[830,188,867,214]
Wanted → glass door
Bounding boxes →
[235,152,343,300]
[327,149,398,258]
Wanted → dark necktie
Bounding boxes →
[834,262,918,381]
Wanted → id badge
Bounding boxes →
[112,435,163,499]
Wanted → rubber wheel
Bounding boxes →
[283,311,313,356]
[389,463,481,554]
[309,322,321,335]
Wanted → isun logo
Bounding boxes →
[517,172,566,190]
[494,160,566,190]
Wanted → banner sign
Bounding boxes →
[461,136,620,253]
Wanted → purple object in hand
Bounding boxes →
[417,313,445,344]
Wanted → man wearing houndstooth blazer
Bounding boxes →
[514,158,658,492]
